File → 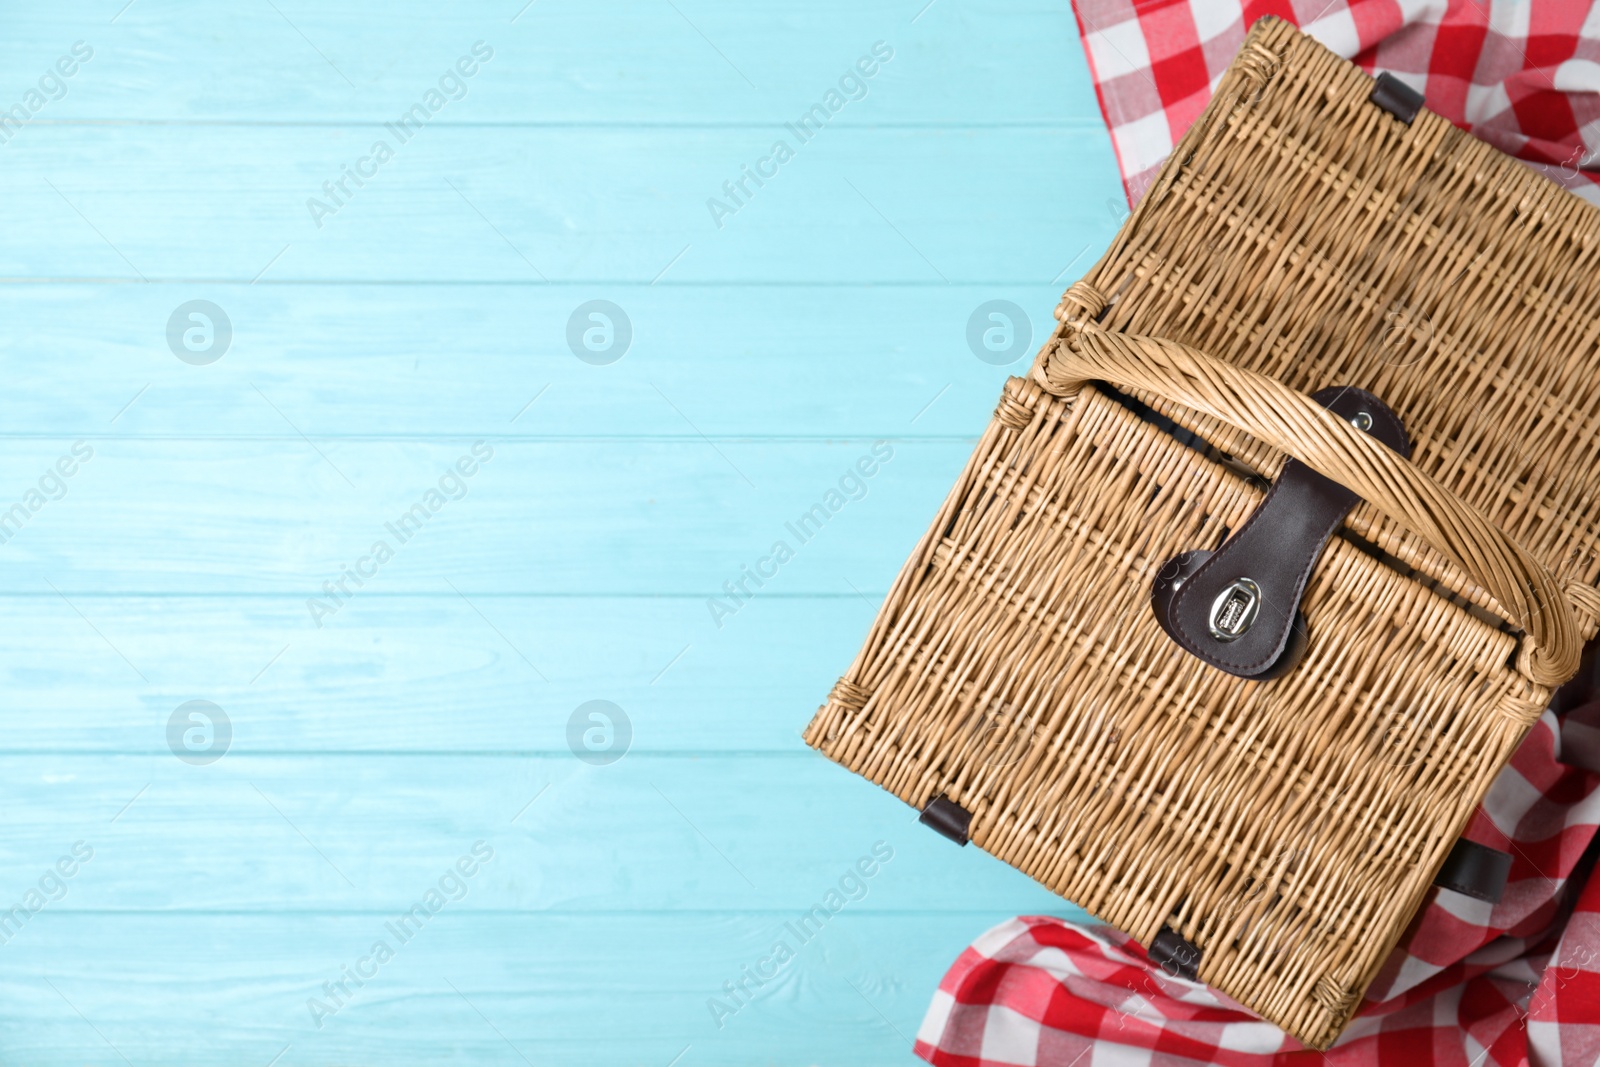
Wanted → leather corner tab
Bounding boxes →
[918,795,973,846]
[1434,839,1512,904]
[1370,72,1424,125]
[1149,927,1202,981]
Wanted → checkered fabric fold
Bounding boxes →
[1075,0,1600,207]
[914,660,1600,1065]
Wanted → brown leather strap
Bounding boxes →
[1152,388,1408,679]
[1370,71,1425,124]
[1149,927,1201,980]
[1433,838,1512,903]
[1043,326,1583,687]
[919,795,972,846]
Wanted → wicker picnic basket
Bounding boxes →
[804,17,1600,1049]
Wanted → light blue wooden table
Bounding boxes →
[0,2,1120,1062]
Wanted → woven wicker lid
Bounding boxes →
[1055,17,1600,640]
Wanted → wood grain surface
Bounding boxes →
[0,2,1119,1063]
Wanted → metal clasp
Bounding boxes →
[1208,579,1260,641]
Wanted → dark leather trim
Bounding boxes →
[1149,927,1201,980]
[1152,387,1408,680]
[919,795,972,846]
[1370,72,1425,125]
[1434,839,1512,903]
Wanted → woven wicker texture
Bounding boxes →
[805,18,1596,1050]
[1047,326,1582,687]
[1071,17,1600,640]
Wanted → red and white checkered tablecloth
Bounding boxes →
[1073,0,1600,207]
[913,675,1600,1065]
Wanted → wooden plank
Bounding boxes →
[0,439,972,595]
[0,754,1077,916]
[6,1,1098,125]
[0,127,1120,282]
[0,283,1071,438]
[1,595,880,752]
[0,910,1034,1065]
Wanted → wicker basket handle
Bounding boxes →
[1044,325,1581,688]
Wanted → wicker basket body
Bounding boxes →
[805,19,1600,1049]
